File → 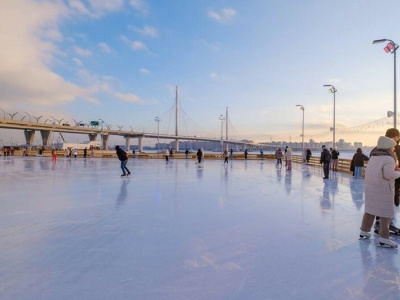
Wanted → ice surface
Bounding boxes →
[0,156,399,300]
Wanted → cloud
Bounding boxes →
[133,25,158,38]
[72,57,83,66]
[129,0,148,14]
[210,73,217,78]
[67,0,124,18]
[75,46,92,56]
[115,92,141,103]
[121,35,147,50]
[208,8,236,23]
[98,42,111,53]
[140,68,150,74]
[67,0,93,17]
[0,1,91,106]
[87,0,124,14]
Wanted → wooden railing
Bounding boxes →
[7,150,362,176]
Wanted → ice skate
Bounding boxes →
[359,230,371,240]
[389,224,400,236]
[378,237,398,248]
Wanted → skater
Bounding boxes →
[284,146,288,166]
[373,128,400,235]
[331,147,340,171]
[260,149,264,160]
[116,146,131,177]
[286,147,292,170]
[52,149,57,161]
[244,149,248,160]
[223,149,229,164]
[185,149,189,159]
[83,147,87,158]
[351,148,369,178]
[73,148,78,158]
[320,145,331,179]
[230,149,233,160]
[359,136,400,248]
[306,148,312,164]
[275,148,283,166]
[165,148,170,161]
[196,148,203,164]
[132,149,136,158]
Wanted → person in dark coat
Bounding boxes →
[320,145,331,179]
[351,148,369,178]
[244,149,248,160]
[116,145,131,177]
[196,148,202,164]
[306,148,312,164]
[331,147,340,171]
[275,148,283,166]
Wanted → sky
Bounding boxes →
[1,0,400,147]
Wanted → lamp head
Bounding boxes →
[373,39,387,44]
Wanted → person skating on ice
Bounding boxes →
[359,136,400,248]
[116,145,131,177]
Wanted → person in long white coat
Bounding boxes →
[359,136,400,248]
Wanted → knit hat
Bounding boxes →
[322,145,326,149]
[385,128,400,138]
[377,136,396,149]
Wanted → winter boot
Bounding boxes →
[359,231,371,240]
[378,237,398,248]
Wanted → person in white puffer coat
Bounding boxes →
[359,136,400,248]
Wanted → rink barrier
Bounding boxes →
[11,150,365,177]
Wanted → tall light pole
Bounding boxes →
[323,84,337,148]
[155,117,160,158]
[218,115,226,153]
[373,38,398,128]
[296,105,305,159]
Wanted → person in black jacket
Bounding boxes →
[306,148,312,164]
[351,148,369,178]
[320,145,331,179]
[331,147,340,171]
[116,145,131,177]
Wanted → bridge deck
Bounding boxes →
[0,157,398,300]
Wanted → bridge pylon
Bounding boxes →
[40,130,51,148]
[24,129,35,149]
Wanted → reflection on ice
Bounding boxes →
[0,156,398,300]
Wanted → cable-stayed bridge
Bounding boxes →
[0,88,256,151]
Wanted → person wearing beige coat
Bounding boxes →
[359,136,400,248]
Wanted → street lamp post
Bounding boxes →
[373,38,398,128]
[218,115,226,153]
[323,84,337,148]
[296,105,305,161]
[155,117,160,158]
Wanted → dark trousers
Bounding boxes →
[395,178,400,207]
[323,162,330,178]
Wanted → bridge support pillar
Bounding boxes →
[24,129,35,149]
[101,134,109,150]
[40,130,51,148]
[88,133,97,141]
[138,137,143,152]
[125,137,131,152]
[174,139,180,151]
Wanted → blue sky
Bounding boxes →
[1,0,400,146]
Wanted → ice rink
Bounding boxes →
[1,156,399,300]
